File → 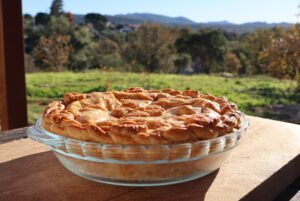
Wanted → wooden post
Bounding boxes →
[0,0,28,130]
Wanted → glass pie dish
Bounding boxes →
[28,112,249,186]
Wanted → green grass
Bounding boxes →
[26,70,299,124]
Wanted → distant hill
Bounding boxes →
[73,13,293,34]
[206,20,233,25]
[106,13,197,24]
[74,13,196,25]
[187,22,292,34]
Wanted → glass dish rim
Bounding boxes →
[29,111,249,148]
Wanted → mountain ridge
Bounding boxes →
[107,13,197,24]
[73,13,293,34]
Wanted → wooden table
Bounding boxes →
[0,116,299,201]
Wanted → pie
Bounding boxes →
[40,87,245,183]
[42,87,242,145]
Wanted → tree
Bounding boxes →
[101,30,126,46]
[68,26,94,71]
[85,13,107,24]
[173,53,192,74]
[24,53,37,72]
[35,12,50,26]
[84,13,107,33]
[47,15,71,34]
[23,26,43,53]
[50,0,64,16]
[224,53,241,74]
[122,24,179,73]
[24,13,33,20]
[32,33,72,71]
[227,41,252,75]
[88,39,122,69]
[66,12,75,25]
[243,28,276,74]
[176,28,227,74]
[260,24,300,90]
[32,13,74,71]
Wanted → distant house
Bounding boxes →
[106,22,116,29]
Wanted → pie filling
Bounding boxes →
[42,87,242,145]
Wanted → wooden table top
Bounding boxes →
[0,116,299,201]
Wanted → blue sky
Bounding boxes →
[22,0,299,24]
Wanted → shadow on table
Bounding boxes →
[240,154,300,201]
[0,151,218,201]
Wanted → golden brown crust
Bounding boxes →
[42,88,242,145]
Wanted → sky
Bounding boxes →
[22,0,300,24]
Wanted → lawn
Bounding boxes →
[26,70,299,124]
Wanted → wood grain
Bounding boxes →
[0,0,28,130]
[0,127,27,143]
[0,116,299,201]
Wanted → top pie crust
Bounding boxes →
[42,87,242,145]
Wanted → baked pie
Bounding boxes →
[29,87,248,185]
[42,87,242,145]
